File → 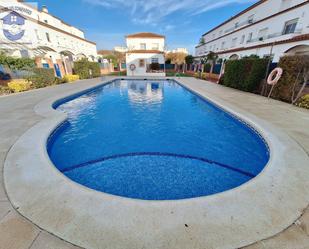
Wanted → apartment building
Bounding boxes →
[125,32,165,76]
[195,0,309,62]
[0,0,97,77]
[166,48,189,54]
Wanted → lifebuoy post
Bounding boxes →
[267,67,283,98]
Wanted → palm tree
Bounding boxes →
[206,51,218,74]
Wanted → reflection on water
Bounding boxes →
[126,80,164,104]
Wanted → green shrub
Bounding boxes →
[223,58,268,92]
[0,52,35,70]
[296,94,309,109]
[73,58,101,79]
[27,68,56,88]
[185,55,194,65]
[106,71,127,76]
[271,55,309,102]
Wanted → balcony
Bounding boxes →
[246,29,302,44]
[224,19,255,35]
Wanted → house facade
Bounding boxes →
[195,0,309,63]
[0,0,97,77]
[125,33,165,76]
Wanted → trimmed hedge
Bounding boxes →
[271,55,309,102]
[223,58,268,92]
[73,59,100,79]
[27,68,56,88]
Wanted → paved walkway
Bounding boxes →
[0,77,308,249]
[177,78,309,249]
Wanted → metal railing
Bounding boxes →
[246,29,302,43]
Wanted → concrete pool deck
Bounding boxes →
[0,77,308,249]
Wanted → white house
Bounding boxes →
[0,0,98,77]
[195,0,309,63]
[125,32,165,76]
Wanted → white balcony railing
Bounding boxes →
[246,29,302,44]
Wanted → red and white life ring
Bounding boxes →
[129,64,136,71]
[267,67,283,85]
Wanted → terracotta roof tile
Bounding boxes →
[126,50,164,54]
[126,32,165,39]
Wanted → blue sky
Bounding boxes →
[32,0,258,53]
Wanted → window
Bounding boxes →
[258,28,268,41]
[219,30,223,36]
[282,18,298,34]
[152,43,159,50]
[45,32,50,42]
[139,59,145,67]
[221,41,225,49]
[248,15,254,24]
[240,35,245,44]
[247,32,253,42]
[44,19,48,23]
[235,22,239,28]
[34,29,40,40]
[140,43,146,50]
[231,38,237,48]
[212,33,216,39]
[151,58,159,63]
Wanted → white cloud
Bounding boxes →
[83,0,257,25]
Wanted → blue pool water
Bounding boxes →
[48,80,269,200]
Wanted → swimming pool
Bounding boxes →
[48,79,269,200]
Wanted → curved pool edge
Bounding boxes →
[3,77,309,249]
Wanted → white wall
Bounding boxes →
[126,53,165,76]
[126,38,165,51]
[195,0,309,62]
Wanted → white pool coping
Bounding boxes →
[4,77,309,249]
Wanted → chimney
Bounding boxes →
[42,5,48,13]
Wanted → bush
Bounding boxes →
[0,52,35,70]
[271,55,309,102]
[296,94,309,109]
[54,77,65,85]
[27,68,55,88]
[8,79,32,93]
[0,85,12,95]
[63,74,80,83]
[185,55,194,65]
[73,58,101,79]
[223,58,268,92]
[106,71,127,76]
